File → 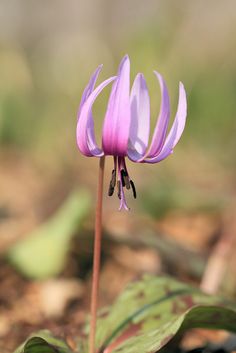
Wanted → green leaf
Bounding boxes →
[91,275,236,353]
[14,330,73,353]
[13,276,236,353]
[8,190,91,279]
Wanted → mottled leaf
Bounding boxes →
[90,275,236,353]
[8,190,90,279]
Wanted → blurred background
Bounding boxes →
[0,0,236,351]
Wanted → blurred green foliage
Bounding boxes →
[140,180,225,219]
[8,190,91,279]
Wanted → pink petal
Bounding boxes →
[76,76,116,157]
[78,65,103,115]
[127,73,150,161]
[137,72,170,163]
[143,82,187,163]
[102,55,131,156]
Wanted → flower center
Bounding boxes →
[108,157,136,210]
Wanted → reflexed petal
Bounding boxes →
[76,76,116,157]
[136,71,170,163]
[142,82,187,163]
[78,65,103,115]
[127,73,150,161]
[102,55,131,156]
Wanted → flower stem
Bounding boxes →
[89,156,105,353]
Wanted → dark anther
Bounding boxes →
[108,169,116,196]
[120,169,125,187]
[111,169,116,188]
[121,169,130,189]
[130,180,137,199]
[108,184,114,196]
[117,180,121,199]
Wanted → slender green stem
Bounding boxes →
[89,156,105,353]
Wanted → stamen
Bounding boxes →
[111,169,116,188]
[108,169,116,196]
[121,169,130,190]
[130,180,137,199]
[116,157,136,210]
[117,180,121,199]
[108,184,114,196]
[120,169,125,187]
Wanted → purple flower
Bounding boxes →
[77,55,187,210]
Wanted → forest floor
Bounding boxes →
[0,151,236,353]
